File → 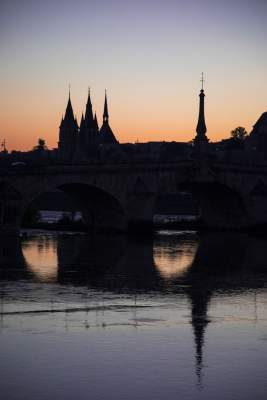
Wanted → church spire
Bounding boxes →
[195,73,208,143]
[99,90,118,144]
[94,112,99,132]
[103,90,109,123]
[85,87,94,124]
[58,89,78,161]
[64,93,75,124]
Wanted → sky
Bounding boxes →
[0,0,266,150]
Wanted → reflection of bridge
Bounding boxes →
[1,159,267,233]
[1,232,267,385]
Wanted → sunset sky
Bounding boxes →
[0,0,266,151]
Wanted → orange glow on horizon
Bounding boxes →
[0,84,266,151]
[1,0,266,152]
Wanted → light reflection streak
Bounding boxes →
[154,239,198,280]
[22,236,58,282]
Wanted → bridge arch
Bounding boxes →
[177,180,248,229]
[0,181,22,233]
[20,180,127,232]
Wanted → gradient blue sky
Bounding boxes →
[0,0,266,150]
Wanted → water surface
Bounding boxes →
[0,231,267,399]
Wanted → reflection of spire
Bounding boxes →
[253,291,258,324]
[188,287,211,387]
[0,291,4,333]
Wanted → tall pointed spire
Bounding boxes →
[94,112,99,132]
[60,115,64,128]
[80,112,85,127]
[194,73,208,144]
[99,90,118,144]
[64,93,75,124]
[85,87,94,124]
[103,89,109,123]
[58,89,78,161]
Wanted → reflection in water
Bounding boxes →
[154,235,198,279]
[188,283,211,386]
[22,235,58,282]
[1,231,267,399]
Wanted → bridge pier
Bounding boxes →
[201,196,249,230]
[82,208,127,233]
[127,219,154,234]
[0,224,20,236]
[126,192,155,234]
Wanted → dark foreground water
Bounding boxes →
[0,231,267,400]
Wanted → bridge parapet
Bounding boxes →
[1,159,267,232]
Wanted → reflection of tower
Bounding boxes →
[153,233,210,385]
[0,289,4,332]
[185,232,247,387]
[187,286,211,386]
[194,73,209,151]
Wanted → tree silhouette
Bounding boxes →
[33,138,47,151]
[230,126,248,141]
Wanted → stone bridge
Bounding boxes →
[1,159,267,234]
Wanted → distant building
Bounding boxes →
[58,89,118,162]
[247,112,267,155]
[2,81,267,167]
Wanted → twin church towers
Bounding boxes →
[58,89,118,161]
[58,76,209,160]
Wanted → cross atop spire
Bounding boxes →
[194,73,208,145]
[200,72,205,90]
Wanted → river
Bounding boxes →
[0,230,267,399]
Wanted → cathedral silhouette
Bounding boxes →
[58,90,118,161]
